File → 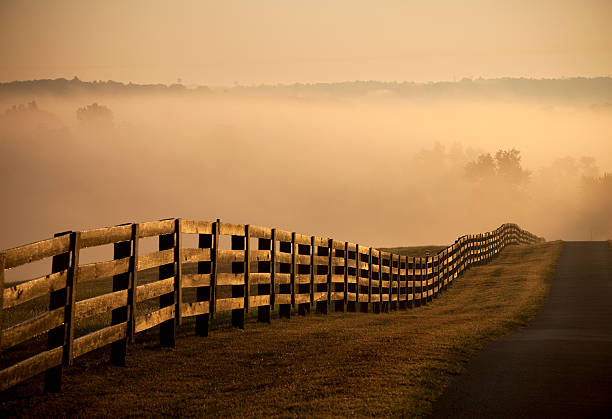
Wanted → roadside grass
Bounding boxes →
[0,241,562,418]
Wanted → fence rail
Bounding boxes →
[0,219,542,392]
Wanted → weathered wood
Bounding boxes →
[275,229,292,242]
[182,273,211,288]
[217,249,245,263]
[3,270,68,309]
[218,222,245,236]
[128,224,139,343]
[75,289,128,320]
[137,249,174,271]
[249,273,271,284]
[181,248,212,263]
[216,297,245,312]
[249,295,270,307]
[135,278,174,303]
[0,346,63,392]
[79,224,132,248]
[137,219,175,238]
[180,220,213,234]
[158,231,176,347]
[175,219,183,326]
[210,219,219,318]
[181,301,210,317]
[72,322,127,359]
[1,307,65,351]
[249,225,272,239]
[78,257,131,283]
[3,235,71,269]
[44,231,71,393]
[134,305,175,333]
[244,224,250,313]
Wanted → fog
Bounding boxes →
[1,84,611,258]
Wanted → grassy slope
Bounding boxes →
[0,242,563,418]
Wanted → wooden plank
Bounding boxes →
[4,235,71,269]
[0,346,63,392]
[78,257,131,282]
[331,291,344,301]
[250,249,271,261]
[276,252,292,264]
[181,248,212,263]
[218,222,245,236]
[181,301,210,317]
[72,322,128,359]
[215,297,244,312]
[274,229,292,242]
[80,224,132,248]
[3,270,68,309]
[295,254,310,265]
[249,225,272,239]
[137,249,174,271]
[331,274,345,283]
[294,294,310,304]
[275,294,291,305]
[181,220,213,234]
[313,275,328,284]
[1,307,65,351]
[182,273,211,288]
[217,249,245,263]
[294,274,311,284]
[293,233,310,246]
[74,290,128,320]
[312,236,328,247]
[313,292,327,303]
[275,273,291,284]
[138,219,175,238]
[249,295,270,307]
[134,305,175,334]
[347,292,357,302]
[249,272,271,284]
[216,273,245,286]
[136,277,175,302]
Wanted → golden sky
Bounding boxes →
[1,0,611,85]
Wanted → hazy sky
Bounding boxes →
[1,0,611,85]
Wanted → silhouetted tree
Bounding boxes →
[465,148,530,187]
[76,103,113,126]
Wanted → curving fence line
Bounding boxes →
[0,219,542,392]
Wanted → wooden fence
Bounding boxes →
[0,219,541,392]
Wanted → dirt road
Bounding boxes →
[432,241,612,418]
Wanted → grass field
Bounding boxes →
[0,241,562,417]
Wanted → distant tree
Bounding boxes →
[494,149,530,186]
[76,103,113,126]
[465,148,530,187]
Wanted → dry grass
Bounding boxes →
[0,242,562,418]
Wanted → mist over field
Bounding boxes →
[1,78,611,256]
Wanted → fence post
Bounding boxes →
[0,253,4,353]
[112,227,131,366]
[310,236,315,312]
[350,244,358,313]
[230,228,245,329]
[291,232,296,312]
[44,231,71,393]
[364,247,372,313]
[327,238,333,310]
[195,224,212,335]
[175,219,183,326]
[270,228,276,316]
[128,224,139,343]
[159,227,176,347]
[343,241,348,312]
[244,224,250,316]
[211,219,219,320]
